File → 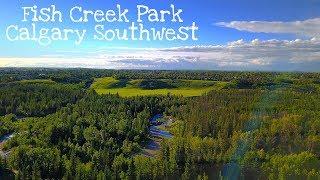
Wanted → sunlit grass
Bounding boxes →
[91,77,227,97]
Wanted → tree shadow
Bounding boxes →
[108,79,129,89]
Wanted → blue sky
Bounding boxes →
[0,0,320,71]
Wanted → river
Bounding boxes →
[141,114,173,157]
[0,133,14,158]
[149,114,173,138]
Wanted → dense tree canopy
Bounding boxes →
[0,68,319,179]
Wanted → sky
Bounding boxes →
[0,0,320,71]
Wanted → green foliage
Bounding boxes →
[8,145,62,179]
[262,152,320,179]
[0,69,319,179]
[0,82,83,117]
[2,91,185,179]
[0,114,16,137]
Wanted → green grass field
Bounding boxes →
[91,77,227,97]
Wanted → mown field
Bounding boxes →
[91,77,227,97]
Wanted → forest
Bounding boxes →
[0,68,320,179]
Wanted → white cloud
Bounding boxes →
[216,18,320,38]
[0,38,320,71]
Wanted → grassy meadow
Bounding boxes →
[91,77,227,97]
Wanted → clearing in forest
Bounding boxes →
[90,77,226,97]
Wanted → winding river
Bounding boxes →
[149,114,173,138]
[142,114,173,156]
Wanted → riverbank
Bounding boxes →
[0,133,14,158]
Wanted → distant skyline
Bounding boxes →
[0,0,320,71]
